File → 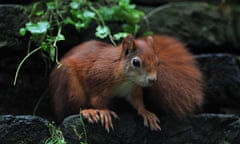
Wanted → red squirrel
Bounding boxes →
[49,34,203,132]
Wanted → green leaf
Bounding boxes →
[38,21,50,29]
[122,24,139,34]
[50,47,55,62]
[129,10,144,23]
[76,12,84,19]
[19,27,27,36]
[113,32,128,40]
[46,36,56,43]
[70,9,78,18]
[74,22,86,30]
[41,41,49,52]
[26,21,50,34]
[118,0,130,6]
[98,6,114,21]
[70,1,80,9]
[35,10,44,16]
[112,2,144,23]
[95,25,110,39]
[142,31,154,36]
[47,2,56,10]
[64,17,75,25]
[56,33,65,41]
[83,10,95,18]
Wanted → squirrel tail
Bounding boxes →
[144,35,203,117]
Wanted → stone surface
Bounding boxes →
[138,2,240,54]
[0,1,35,5]
[0,115,50,144]
[1,114,239,144]
[132,0,240,6]
[186,114,240,144]
[60,2,240,55]
[196,53,240,114]
[1,3,240,54]
[0,5,51,118]
[61,113,240,144]
[0,5,27,51]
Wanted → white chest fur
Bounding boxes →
[111,81,135,101]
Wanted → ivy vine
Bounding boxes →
[14,0,145,85]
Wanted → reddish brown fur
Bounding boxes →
[50,35,160,123]
[143,35,203,117]
[49,34,203,127]
[49,40,122,122]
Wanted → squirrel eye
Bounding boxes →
[132,57,141,67]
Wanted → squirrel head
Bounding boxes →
[120,34,159,87]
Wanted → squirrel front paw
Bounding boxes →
[138,109,161,131]
[81,109,119,132]
[81,109,100,123]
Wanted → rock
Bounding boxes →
[0,5,50,117]
[0,114,239,144]
[0,0,35,5]
[59,2,240,56]
[0,115,50,144]
[187,114,240,144]
[0,49,50,117]
[196,53,240,114]
[132,0,240,6]
[0,5,27,51]
[61,113,240,144]
[138,2,240,54]
[2,3,240,54]
[61,113,151,144]
[2,3,240,53]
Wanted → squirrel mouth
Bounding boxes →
[138,82,154,87]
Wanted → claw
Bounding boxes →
[138,109,161,131]
[110,119,114,130]
[99,112,105,126]
[97,109,117,132]
[110,111,119,119]
[80,109,100,123]
[81,109,118,132]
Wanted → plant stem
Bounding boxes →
[53,27,62,66]
[79,110,88,144]
[13,47,42,86]
[89,5,117,46]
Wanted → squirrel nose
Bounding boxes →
[148,78,156,85]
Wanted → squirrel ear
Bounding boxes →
[122,34,135,56]
[147,36,153,47]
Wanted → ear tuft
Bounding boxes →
[122,34,135,56]
[147,36,153,46]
